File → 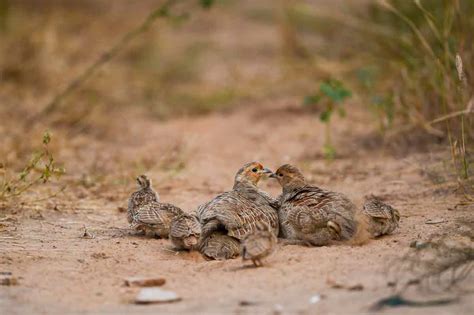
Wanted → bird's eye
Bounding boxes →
[278,173,283,177]
[252,167,258,173]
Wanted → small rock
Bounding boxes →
[425,218,446,225]
[125,277,166,287]
[348,284,364,291]
[410,240,429,249]
[117,206,126,213]
[0,275,18,286]
[309,294,321,304]
[327,278,363,291]
[273,303,284,315]
[239,300,258,306]
[81,226,94,239]
[91,252,108,259]
[135,287,181,304]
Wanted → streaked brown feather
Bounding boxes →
[133,202,184,238]
[241,225,277,262]
[362,195,400,237]
[170,213,201,250]
[200,232,240,260]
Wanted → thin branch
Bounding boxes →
[29,0,177,124]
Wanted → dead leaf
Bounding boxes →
[124,277,166,287]
[425,218,446,225]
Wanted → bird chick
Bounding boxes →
[199,232,241,260]
[170,213,202,250]
[362,195,400,237]
[197,161,279,259]
[241,221,277,267]
[131,201,184,238]
[127,175,159,224]
[270,164,357,246]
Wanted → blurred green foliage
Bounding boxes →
[304,79,352,159]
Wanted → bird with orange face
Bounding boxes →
[270,164,358,246]
[197,162,279,260]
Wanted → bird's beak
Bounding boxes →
[261,168,273,176]
[269,173,278,179]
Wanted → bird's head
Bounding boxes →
[234,162,273,187]
[270,164,306,192]
[136,174,151,189]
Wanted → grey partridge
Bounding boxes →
[362,195,400,237]
[127,175,158,224]
[170,212,201,250]
[197,162,279,259]
[241,221,277,267]
[271,164,357,246]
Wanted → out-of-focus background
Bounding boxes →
[0,1,473,314]
[1,0,472,175]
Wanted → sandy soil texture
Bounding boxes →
[1,102,473,314]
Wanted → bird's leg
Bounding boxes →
[252,259,258,267]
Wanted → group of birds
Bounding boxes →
[127,162,400,266]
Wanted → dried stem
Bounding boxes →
[29,0,177,125]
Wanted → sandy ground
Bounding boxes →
[1,101,473,314]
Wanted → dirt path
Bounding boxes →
[1,101,472,314]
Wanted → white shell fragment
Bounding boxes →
[135,287,181,304]
[309,294,321,304]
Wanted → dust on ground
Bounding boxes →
[1,100,472,314]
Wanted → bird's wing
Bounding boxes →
[200,233,240,260]
[135,202,183,226]
[198,191,278,240]
[284,186,357,238]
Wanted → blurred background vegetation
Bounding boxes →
[0,0,472,201]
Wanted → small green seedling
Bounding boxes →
[304,79,352,159]
[0,131,66,202]
[356,67,394,134]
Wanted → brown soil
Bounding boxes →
[1,101,473,314]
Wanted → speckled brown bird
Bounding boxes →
[199,232,241,260]
[362,195,400,237]
[271,164,358,246]
[197,162,279,259]
[127,175,159,224]
[241,221,277,267]
[170,213,201,250]
[131,202,184,238]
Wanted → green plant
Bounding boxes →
[297,1,472,177]
[0,131,66,202]
[304,79,352,159]
[355,67,395,134]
